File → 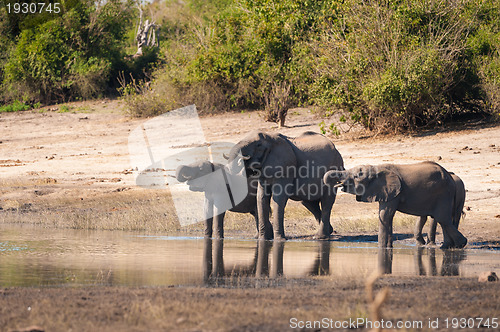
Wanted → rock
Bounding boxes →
[478,271,498,282]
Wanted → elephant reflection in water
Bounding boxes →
[307,241,331,276]
[377,247,466,276]
[415,247,466,276]
[378,248,393,275]
[202,239,332,284]
[202,239,285,285]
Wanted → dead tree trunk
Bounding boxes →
[135,6,159,57]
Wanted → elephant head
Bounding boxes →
[176,161,215,192]
[225,131,296,177]
[323,165,401,202]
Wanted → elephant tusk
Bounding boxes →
[241,155,251,160]
[223,153,229,160]
[334,183,343,188]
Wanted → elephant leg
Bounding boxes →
[428,217,437,245]
[213,239,224,277]
[315,194,335,239]
[202,238,213,282]
[434,208,467,249]
[250,211,273,239]
[415,216,427,245]
[440,223,467,249]
[213,209,225,239]
[301,200,322,224]
[250,212,259,239]
[271,181,290,241]
[378,200,398,248]
[203,198,214,238]
[257,181,273,240]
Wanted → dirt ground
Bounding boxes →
[1,100,500,331]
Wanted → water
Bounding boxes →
[1,224,499,287]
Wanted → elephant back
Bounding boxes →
[291,132,344,170]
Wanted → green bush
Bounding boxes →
[134,0,499,130]
[0,100,31,112]
[309,0,493,132]
[1,0,134,104]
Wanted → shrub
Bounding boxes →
[309,0,485,132]
[0,100,30,112]
[2,0,134,104]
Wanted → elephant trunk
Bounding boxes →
[323,170,346,187]
[175,165,192,182]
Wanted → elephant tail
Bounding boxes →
[452,175,466,229]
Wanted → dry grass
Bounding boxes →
[1,276,499,332]
[0,182,181,232]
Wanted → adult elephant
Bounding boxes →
[226,131,344,240]
[176,161,331,239]
[414,173,466,245]
[323,162,467,249]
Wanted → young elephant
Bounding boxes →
[415,173,466,245]
[176,161,331,239]
[323,162,467,249]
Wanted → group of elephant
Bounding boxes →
[176,131,467,249]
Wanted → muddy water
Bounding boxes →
[1,224,499,287]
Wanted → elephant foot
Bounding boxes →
[273,234,287,242]
[455,238,467,249]
[253,232,259,239]
[440,242,453,249]
[415,235,426,246]
[313,233,330,240]
[328,224,334,235]
[258,233,274,241]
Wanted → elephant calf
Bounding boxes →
[323,162,467,249]
[415,173,466,245]
[176,160,331,239]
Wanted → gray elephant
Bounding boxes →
[226,131,344,240]
[414,173,466,245]
[176,161,332,239]
[323,162,467,249]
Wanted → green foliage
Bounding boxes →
[1,0,134,103]
[0,100,30,112]
[1,0,499,129]
[58,105,70,113]
[131,0,498,128]
[124,0,340,117]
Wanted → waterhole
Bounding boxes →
[1,224,499,287]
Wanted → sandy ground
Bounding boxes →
[1,99,499,242]
[1,100,500,331]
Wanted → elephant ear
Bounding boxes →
[361,169,401,202]
[250,133,272,168]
